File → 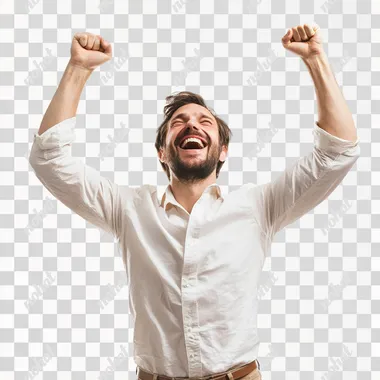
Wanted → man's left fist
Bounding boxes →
[282,23,324,60]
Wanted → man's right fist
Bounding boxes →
[70,32,112,71]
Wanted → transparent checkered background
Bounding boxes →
[0,0,377,379]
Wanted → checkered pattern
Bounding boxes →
[0,0,376,379]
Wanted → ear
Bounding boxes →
[158,148,166,163]
[219,145,228,162]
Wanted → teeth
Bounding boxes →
[180,137,204,149]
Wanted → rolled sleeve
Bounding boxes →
[33,116,77,152]
[250,122,361,242]
[29,117,123,238]
[313,121,360,156]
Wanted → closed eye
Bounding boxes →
[171,119,213,127]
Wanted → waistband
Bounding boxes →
[136,359,260,380]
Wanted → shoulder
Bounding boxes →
[117,183,155,205]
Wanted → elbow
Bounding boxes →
[28,143,42,172]
[28,155,44,180]
[28,149,38,171]
[28,143,51,177]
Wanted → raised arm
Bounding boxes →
[38,32,112,134]
[250,24,360,240]
[284,24,357,142]
[29,33,127,238]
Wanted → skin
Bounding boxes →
[282,23,358,142]
[157,103,228,213]
[37,32,112,136]
[37,24,358,215]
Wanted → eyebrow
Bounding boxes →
[170,112,214,124]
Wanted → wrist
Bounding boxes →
[59,60,93,91]
[67,59,94,75]
[302,51,328,66]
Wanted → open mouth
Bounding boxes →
[178,146,207,152]
[178,137,208,151]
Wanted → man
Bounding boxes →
[29,24,360,380]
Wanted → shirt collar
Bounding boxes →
[159,183,223,210]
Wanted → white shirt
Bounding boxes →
[29,117,360,377]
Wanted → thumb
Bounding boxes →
[99,36,112,57]
[282,28,293,48]
[73,33,88,48]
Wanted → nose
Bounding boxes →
[186,119,199,129]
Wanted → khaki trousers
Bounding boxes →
[239,366,262,380]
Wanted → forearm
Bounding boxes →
[37,61,93,136]
[303,52,358,142]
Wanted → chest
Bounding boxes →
[126,196,266,281]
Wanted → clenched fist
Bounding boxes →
[69,32,112,71]
[282,23,324,60]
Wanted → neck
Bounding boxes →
[169,175,217,214]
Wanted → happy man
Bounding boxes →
[29,24,360,380]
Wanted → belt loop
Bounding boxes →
[227,372,234,380]
[153,374,158,380]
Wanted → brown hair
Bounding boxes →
[155,91,232,181]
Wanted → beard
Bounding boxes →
[165,141,222,184]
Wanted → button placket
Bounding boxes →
[182,209,203,377]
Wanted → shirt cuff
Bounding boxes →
[313,121,360,155]
[33,116,77,150]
